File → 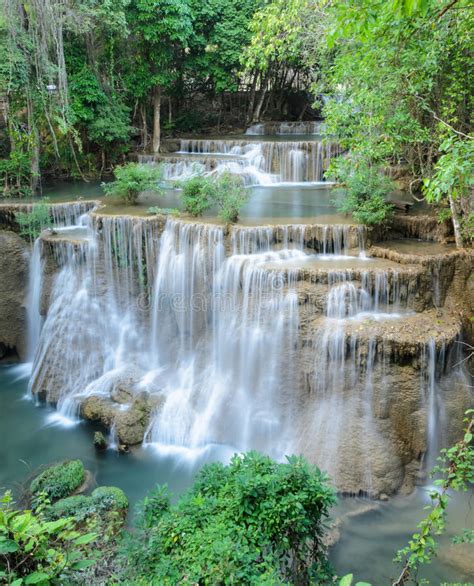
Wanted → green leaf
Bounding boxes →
[72,532,97,545]
[24,572,50,584]
[70,559,96,570]
[340,575,354,586]
[0,538,19,554]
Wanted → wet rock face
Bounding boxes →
[0,230,28,361]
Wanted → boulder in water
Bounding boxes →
[94,431,108,451]
[115,391,154,446]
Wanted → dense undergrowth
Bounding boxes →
[1,411,472,585]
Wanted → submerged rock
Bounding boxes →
[94,431,108,451]
[438,543,474,579]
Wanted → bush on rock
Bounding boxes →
[30,460,85,503]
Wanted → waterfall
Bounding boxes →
[161,139,340,185]
[25,210,466,495]
[26,239,43,364]
[245,121,323,135]
[146,240,301,456]
[422,338,447,468]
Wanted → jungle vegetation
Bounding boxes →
[0,0,472,237]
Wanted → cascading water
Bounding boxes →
[26,239,43,364]
[245,121,323,135]
[26,211,465,495]
[146,137,340,186]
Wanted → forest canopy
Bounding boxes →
[0,0,472,242]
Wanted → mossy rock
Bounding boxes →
[30,460,85,503]
[91,486,129,512]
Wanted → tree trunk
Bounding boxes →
[448,193,463,248]
[27,97,40,194]
[246,71,258,125]
[140,103,148,149]
[252,73,268,123]
[152,87,161,153]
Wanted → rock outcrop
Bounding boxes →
[0,230,28,360]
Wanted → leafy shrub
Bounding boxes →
[15,200,52,240]
[180,171,248,222]
[124,452,336,584]
[180,175,214,216]
[0,130,33,198]
[0,491,97,584]
[48,487,128,524]
[211,171,248,223]
[30,460,85,503]
[48,495,92,522]
[91,487,128,512]
[329,158,394,226]
[102,163,164,205]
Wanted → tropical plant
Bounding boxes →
[15,200,52,240]
[211,171,248,223]
[180,174,213,216]
[423,137,474,247]
[329,158,395,226]
[316,0,473,242]
[123,451,336,584]
[180,172,248,222]
[0,492,97,585]
[102,163,164,205]
[393,410,474,585]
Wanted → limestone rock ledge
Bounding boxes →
[0,230,28,360]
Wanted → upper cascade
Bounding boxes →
[245,121,324,135]
[140,135,340,186]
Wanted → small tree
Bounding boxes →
[180,171,248,223]
[123,452,336,584]
[423,137,473,248]
[180,175,213,217]
[211,172,248,223]
[329,157,395,226]
[102,163,164,205]
[15,200,52,240]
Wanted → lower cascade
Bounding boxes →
[27,212,471,497]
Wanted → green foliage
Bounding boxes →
[0,129,33,198]
[317,0,473,240]
[180,172,248,222]
[0,491,97,585]
[329,158,394,226]
[180,175,214,216]
[123,452,336,584]
[102,163,164,205]
[147,206,180,216]
[211,171,249,223]
[91,487,128,512]
[423,137,474,244]
[30,460,85,504]
[48,496,92,522]
[48,487,128,525]
[15,201,52,240]
[393,410,474,584]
